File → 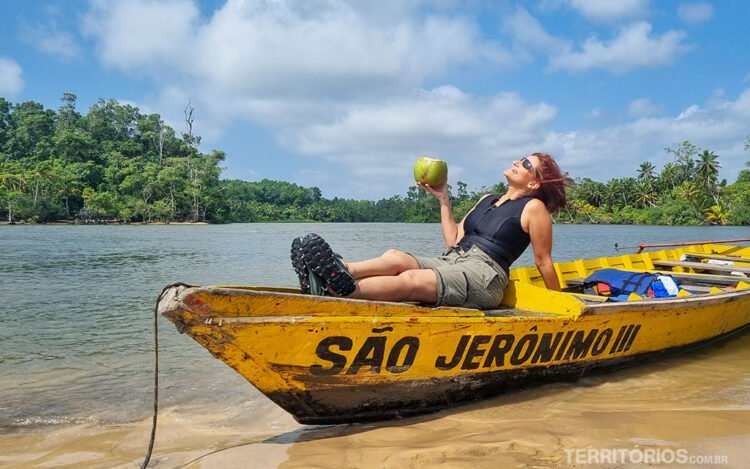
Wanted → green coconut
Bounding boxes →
[413,156,448,186]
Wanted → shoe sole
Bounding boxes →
[290,237,310,294]
[300,233,356,296]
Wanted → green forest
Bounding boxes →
[1,94,750,225]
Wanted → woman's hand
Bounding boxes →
[417,181,450,205]
[419,181,457,247]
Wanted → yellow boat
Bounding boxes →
[158,242,750,424]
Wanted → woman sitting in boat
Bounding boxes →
[291,152,570,310]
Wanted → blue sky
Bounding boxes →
[1,0,749,199]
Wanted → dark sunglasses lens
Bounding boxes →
[522,158,533,171]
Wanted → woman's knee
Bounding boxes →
[382,248,407,259]
[381,249,419,272]
[398,269,438,301]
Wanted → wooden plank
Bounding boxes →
[570,293,609,302]
[668,272,747,286]
[678,284,713,293]
[652,260,750,274]
[564,278,585,287]
[683,253,750,263]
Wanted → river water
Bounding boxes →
[1,223,749,467]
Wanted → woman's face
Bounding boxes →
[503,155,540,184]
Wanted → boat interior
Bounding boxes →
[510,243,750,304]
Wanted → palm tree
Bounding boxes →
[0,166,27,223]
[637,161,657,183]
[659,162,681,191]
[634,181,657,207]
[695,150,720,188]
[570,199,596,223]
[704,205,731,225]
[620,177,638,207]
[603,179,620,208]
[675,181,701,215]
[28,162,57,209]
[576,178,605,207]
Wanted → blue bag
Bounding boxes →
[582,269,671,302]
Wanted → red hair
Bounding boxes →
[531,152,571,214]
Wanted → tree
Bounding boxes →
[674,181,701,215]
[6,101,55,163]
[695,150,720,188]
[0,163,26,222]
[704,205,730,225]
[659,162,682,190]
[85,98,140,145]
[56,93,82,133]
[634,181,657,207]
[0,97,12,152]
[665,140,699,184]
[637,161,657,183]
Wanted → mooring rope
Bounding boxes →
[141,283,191,469]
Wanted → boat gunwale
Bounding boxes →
[166,282,750,322]
[580,285,750,314]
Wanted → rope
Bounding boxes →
[141,283,191,469]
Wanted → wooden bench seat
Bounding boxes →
[683,253,750,263]
[652,260,750,275]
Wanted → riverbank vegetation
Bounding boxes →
[1,95,749,225]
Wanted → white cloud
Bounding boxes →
[83,0,199,72]
[545,88,750,183]
[548,22,689,73]
[584,108,602,120]
[20,21,81,61]
[627,98,659,117]
[292,87,750,196]
[84,0,510,100]
[77,0,750,198]
[81,0,515,191]
[292,86,558,197]
[567,0,650,22]
[678,2,713,24]
[503,7,569,56]
[0,57,24,95]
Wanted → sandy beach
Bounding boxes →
[3,333,749,468]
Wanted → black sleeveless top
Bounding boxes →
[457,195,533,273]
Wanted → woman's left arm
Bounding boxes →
[523,200,561,291]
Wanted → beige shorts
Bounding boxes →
[408,246,509,310]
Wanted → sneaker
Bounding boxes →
[307,268,326,296]
[300,233,356,296]
[290,237,310,294]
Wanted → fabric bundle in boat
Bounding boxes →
[583,268,680,302]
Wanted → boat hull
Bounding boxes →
[158,243,750,424]
[267,323,750,424]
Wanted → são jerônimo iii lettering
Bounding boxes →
[311,324,641,376]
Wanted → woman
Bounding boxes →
[291,152,569,310]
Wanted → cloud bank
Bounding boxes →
[0,57,23,96]
[76,0,749,198]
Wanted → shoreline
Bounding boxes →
[0,220,210,226]
[0,220,746,227]
[2,384,748,468]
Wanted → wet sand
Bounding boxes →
[3,333,749,469]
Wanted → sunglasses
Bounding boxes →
[521,157,535,173]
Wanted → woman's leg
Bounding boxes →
[347,249,421,280]
[348,269,438,303]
